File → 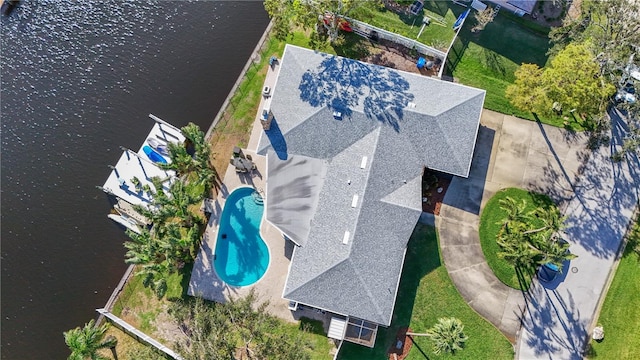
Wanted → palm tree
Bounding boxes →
[524,206,565,236]
[124,228,161,266]
[164,180,204,228]
[160,142,195,175]
[497,230,543,270]
[426,317,468,355]
[538,236,577,269]
[183,122,217,193]
[498,197,529,233]
[63,319,117,360]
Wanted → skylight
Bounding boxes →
[360,156,368,169]
[342,231,350,245]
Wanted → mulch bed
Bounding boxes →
[388,327,413,360]
[422,173,451,215]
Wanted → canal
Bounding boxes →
[0,1,269,358]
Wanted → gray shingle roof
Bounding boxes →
[259,45,485,326]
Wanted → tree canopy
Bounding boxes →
[496,196,576,272]
[63,320,116,360]
[549,0,639,82]
[263,0,368,43]
[426,317,468,355]
[171,292,312,360]
[506,42,615,117]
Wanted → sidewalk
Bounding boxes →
[438,110,587,342]
[516,108,640,359]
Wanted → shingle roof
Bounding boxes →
[258,45,485,326]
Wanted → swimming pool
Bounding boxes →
[214,187,269,287]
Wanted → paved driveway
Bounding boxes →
[438,110,588,342]
[516,108,640,359]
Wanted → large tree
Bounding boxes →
[506,42,615,118]
[544,42,615,117]
[263,0,367,43]
[63,320,117,360]
[549,0,640,82]
[504,63,550,114]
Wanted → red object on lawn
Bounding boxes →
[323,14,353,32]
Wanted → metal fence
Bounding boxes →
[344,17,447,61]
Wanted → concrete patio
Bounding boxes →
[189,59,334,327]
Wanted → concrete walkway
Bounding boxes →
[516,108,640,359]
[437,110,588,342]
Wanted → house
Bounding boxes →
[256,45,486,346]
[458,0,537,16]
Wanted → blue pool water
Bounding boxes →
[214,187,269,286]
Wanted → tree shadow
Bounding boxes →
[559,108,639,258]
[297,53,414,132]
[519,284,588,360]
[332,32,371,60]
[456,12,551,68]
[423,0,461,18]
[483,48,506,76]
[407,335,431,359]
[526,111,639,259]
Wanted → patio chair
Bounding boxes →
[233,146,244,158]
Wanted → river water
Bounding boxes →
[0,1,268,358]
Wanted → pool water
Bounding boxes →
[214,187,269,286]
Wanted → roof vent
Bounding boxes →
[360,156,368,169]
[351,194,359,208]
[342,231,350,245]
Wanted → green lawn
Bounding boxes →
[478,188,556,290]
[339,224,513,360]
[587,217,640,359]
[446,12,584,131]
[351,0,458,51]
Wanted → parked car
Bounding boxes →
[262,85,271,97]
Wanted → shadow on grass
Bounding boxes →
[332,32,371,60]
[299,317,325,335]
[167,262,194,301]
[515,265,535,293]
[408,335,431,359]
[444,11,550,79]
[338,225,439,359]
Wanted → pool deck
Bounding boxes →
[187,151,292,320]
[189,59,335,327]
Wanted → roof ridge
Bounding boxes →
[347,258,386,322]
[379,174,423,210]
[283,257,352,296]
[434,93,485,174]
